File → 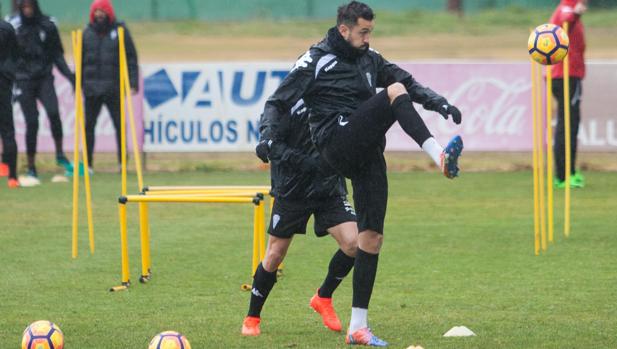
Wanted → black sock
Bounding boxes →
[318,249,355,298]
[352,248,379,309]
[27,153,35,171]
[247,263,278,317]
[391,94,432,146]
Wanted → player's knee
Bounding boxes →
[387,82,407,102]
[339,237,358,257]
[358,230,383,253]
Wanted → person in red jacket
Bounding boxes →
[82,0,138,172]
[550,0,587,188]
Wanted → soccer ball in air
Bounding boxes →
[528,23,569,65]
[148,331,191,349]
[21,320,64,349]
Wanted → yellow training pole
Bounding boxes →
[252,203,260,274]
[74,30,95,254]
[531,60,541,255]
[546,66,555,243]
[119,203,130,285]
[119,31,144,192]
[118,27,127,196]
[563,22,571,238]
[71,31,80,259]
[535,63,547,252]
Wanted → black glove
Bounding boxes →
[255,139,273,163]
[437,104,462,125]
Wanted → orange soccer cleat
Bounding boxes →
[310,291,342,332]
[241,316,261,336]
[7,178,19,188]
[0,162,8,177]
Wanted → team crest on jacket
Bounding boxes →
[110,29,117,40]
[366,72,372,87]
[291,51,313,72]
[39,30,46,42]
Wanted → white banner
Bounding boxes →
[142,63,291,152]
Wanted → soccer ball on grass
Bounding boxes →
[148,331,191,349]
[21,320,64,349]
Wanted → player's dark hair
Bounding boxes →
[337,1,374,28]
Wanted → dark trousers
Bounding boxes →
[85,92,122,166]
[0,77,17,179]
[16,76,64,156]
[552,78,582,181]
[320,91,396,234]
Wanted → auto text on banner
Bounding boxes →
[142,63,292,152]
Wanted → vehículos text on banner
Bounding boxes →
[10,62,617,153]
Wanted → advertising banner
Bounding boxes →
[142,63,290,152]
[11,62,616,154]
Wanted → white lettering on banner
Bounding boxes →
[579,119,617,147]
[441,77,528,137]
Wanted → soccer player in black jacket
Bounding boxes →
[256,2,464,346]
[9,0,75,182]
[241,101,359,337]
[82,0,139,171]
[0,19,19,188]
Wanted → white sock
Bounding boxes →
[349,307,368,333]
[421,137,443,167]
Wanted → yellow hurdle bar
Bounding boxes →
[546,66,555,243]
[535,62,547,252]
[115,195,261,290]
[145,185,270,192]
[121,195,258,204]
[563,22,571,238]
[143,190,267,197]
[530,60,541,256]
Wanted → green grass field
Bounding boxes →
[1,169,616,348]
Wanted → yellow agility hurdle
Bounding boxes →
[111,194,264,292]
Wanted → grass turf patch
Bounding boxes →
[1,170,616,348]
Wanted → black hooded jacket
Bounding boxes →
[81,21,139,97]
[261,99,347,201]
[0,19,18,82]
[260,27,448,149]
[8,0,74,83]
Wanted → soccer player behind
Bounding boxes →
[0,17,19,188]
[82,0,139,173]
[259,1,463,346]
[9,0,75,184]
[550,0,587,188]
[241,101,359,337]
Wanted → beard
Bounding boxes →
[93,18,111,33]
[346,38,369,56]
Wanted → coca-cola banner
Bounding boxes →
[388,62,617,151]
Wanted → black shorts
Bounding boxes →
[268,196,357,238]
[319,91,393,235]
